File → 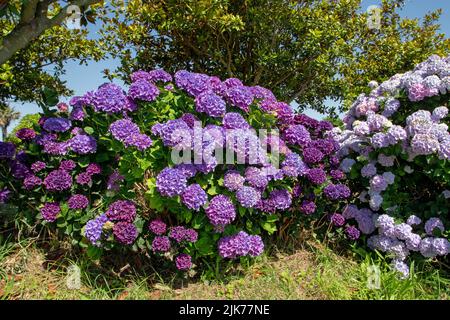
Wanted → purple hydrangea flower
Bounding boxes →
[16,128,36,141]
[361,163,377,178]
[302,147,324,164]
[23,175,42,190]
[152,236,171,252]
[156,167,187,197]
[113,222,138,245]
[205,195,236,227]
[225,86,254,112]
[148,219,167,235]
[269,189,292,210]
[31,161,46,173]
[106,200,136,223]
[324,184,351,200]
[41,202,61,222]
[236,186,261,208]
[148,69,172,83]
[218,231,264,259]
[59,160,76,171]
[330,213,346,227]
[43,169,72,192]
[406,215,422,226]
[128,79,160,101]
[300,200,316,215]
[244,167,269,190]
[69,134,97,154]
[43,117,72,132]
[86,163,102,176]
[0,188,11,204]
[70,106,85,121]
[195,90,226,117]
[92,83,136,113]
[345,226,361,240]
[283,125,311,146]
[306,168,327,185]
[369,175,388,193]
[84,214,108,246]
[181,184,208,211]
[76,172,92,185]
[223,112,251,129]
[107,170,124,192]
[378,154,395,167]
[68,194,89,210]
[175,254,193,270]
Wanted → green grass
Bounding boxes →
[0,239,449,300]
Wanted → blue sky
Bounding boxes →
[10,0,450,126]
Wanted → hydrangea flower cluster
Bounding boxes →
[334,54,450,277]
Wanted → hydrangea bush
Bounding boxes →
[0,68,351,274]
[333,54,450,278]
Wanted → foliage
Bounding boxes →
[0,0,104,105]
[99,0,450,115]
[0,104,20,140]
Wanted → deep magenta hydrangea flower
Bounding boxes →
[16,128,36,141]
[330,213,346,227]
[149,219,167,235]
[175,254,193,270]
[76,172,92,185]
[113,222,138,245]
[43,169,72,192]
[68,194,89,210]
[31,161,46,173]
[23,175,42,190]
[345,226,361,240]
[152,236,171,252]
[302,147,324,164]
[106,200,136,223]
[59,160,76,171]
[205,195,236,227]
[41,202,61,222]
[300,200,316,215]
[181,184,208,211]
[86,163,102,175]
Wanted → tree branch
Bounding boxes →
[0,0,101,65]
[19,0,40,25]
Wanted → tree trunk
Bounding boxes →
[1,125,7,141]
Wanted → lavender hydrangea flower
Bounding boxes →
[223,170,245,191]
[84,214,108,246]
[68,194,89,210]
[361,163,377,178]
[59,160,76,171]
[340,158,356,173]
[369,175,388,193]
[236,186,261,208]
[371,133,389,149]
[245,167,269,189]
[43,169,72,192]
[41,202,61,222]
[205,195,236,227]
[377,154,395,167]
[391,260,410,279]
[281,152,308,177]
[113,222,138,245]
[181,184,208,211]
[156,167,187,197]
[128,79,160,101]
[424,218,444,235]
[406,215,422,226]
[175,254,193,270]
[148,219,167,235]
[218,231,263,259]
